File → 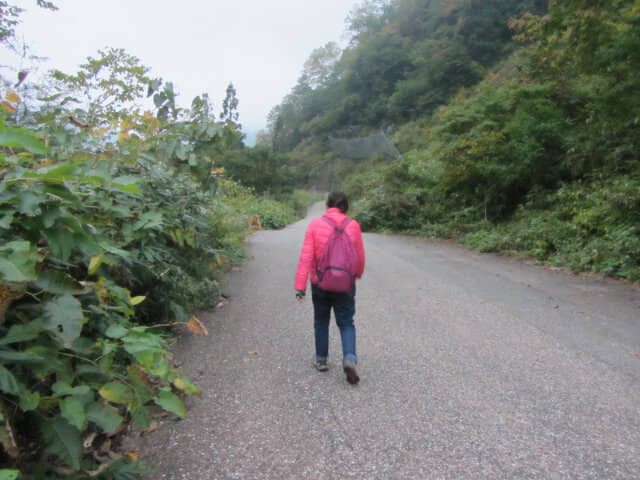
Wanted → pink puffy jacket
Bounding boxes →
[295,207,365,292]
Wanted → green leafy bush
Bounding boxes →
[462,177,640,280]
[0,104,256,477]
[216,179,295,230]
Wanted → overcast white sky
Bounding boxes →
[5,0,361,144]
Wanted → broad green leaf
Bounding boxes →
[175,142,187,161]
[51,381,91,397]
[88,254,103,275]
[0,240,39,282]
[0,321,44,345]
[27,346,73,382]
[130,295,145,306]
[42,228,75,262]
[113,175,142,186]
[0,212,14,229]
[23,161,78,182]
[99,241,130,258]
[147,78,162,97]
[0,348,44,363]
[131,404,151,429]
[105,324,129,339]
[37,181,76,201]
[173,377,200,395]
[0,365,21,395]
[153,92,165,108]
[72,231,101,258]
[98,382,133,405]
[43,295,84,348]
[60,396,86,430]
[133,211,163,231]
[153,390,186,419]
[34,270,83,295]
[42,416,82,470]
[113,184,141,195]
[0,127,48,155]
[207,124,221,137]
[128,374,152,404]
[86,402,123,433]
[0,469,19,480]
[19,389,40,411]
[17,190,47,216]
[134,350,169,377]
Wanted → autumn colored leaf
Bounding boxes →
[186,316,208,336]
[98,382,133,405]
[173,377,200,395]
[126,451,140,461]
[5,91,20,103]
[88,254,103,275]
[145,420,158,433]
[1,102,17,112]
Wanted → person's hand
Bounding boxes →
[295,290,305,302]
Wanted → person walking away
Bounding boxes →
[295,191,365,384]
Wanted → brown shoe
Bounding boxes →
[343,359,359,385]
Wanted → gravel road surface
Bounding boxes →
[126,203,640,479]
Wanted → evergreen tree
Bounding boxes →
[220,82,240,128]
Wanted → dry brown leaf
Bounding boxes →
[126,451,140,461]
[144,420,158,433]
[1,101,17,112]
[130,365,155,387]
[631,351,639,357]
[186,315,208,336]
[87,462,111,477]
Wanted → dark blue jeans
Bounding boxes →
[311,283,357,365]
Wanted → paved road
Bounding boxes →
[127,203,640,479]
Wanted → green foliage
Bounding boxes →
[216,179,295,230]
[217,144,295,195]
[264,0,549,195]
[346,0,640,281]
[0,41,291,477]
[49,48,152,127]
[462,177,640,280]
[0,122,228,477]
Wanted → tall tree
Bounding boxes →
[220,82,240,128]
[49,47,152,128]
[298,42,342,89]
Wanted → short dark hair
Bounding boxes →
[327,191,349,213]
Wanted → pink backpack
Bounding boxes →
[316,216,358,293]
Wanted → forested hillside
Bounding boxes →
[267,0,640,281]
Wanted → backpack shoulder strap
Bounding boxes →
[322,215,350,231]
[321,215,337,229]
